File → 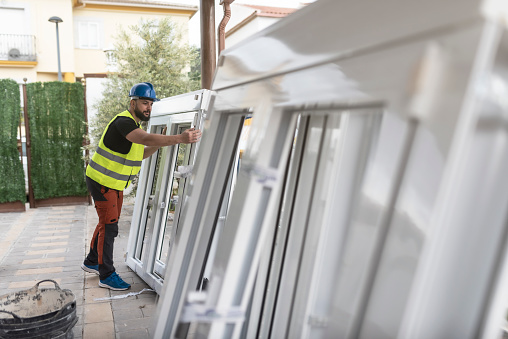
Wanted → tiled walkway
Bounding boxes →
[0,201,158,338]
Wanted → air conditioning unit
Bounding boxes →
[8,48,21,60]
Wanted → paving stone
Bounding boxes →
[141,304,158,317]
[37,229,71,235]
[115,316,154,332]
[8,247,69,255]
[72,324,83,339]
[22,257,66,264]
[62,264,89,273]
[44,259,82,268]
[84,287,110,304]
[84,302,113,324]
[30,241,70,248]
[135,295,158,306]
[75,309,85,321]
[115,266,135,274]
[0,210,35,265]
[71,288,84,298]
[112,307,144,321]
[16,266,63,275]
[60,282,83,291]
[85,275,100,289]
[13,262,81,272]
[117,328,150,339]
[34,235,71,241]
[26,249,67,256]
[111,297,157,312]
[1,273,53,282]
[8,278,62,290]
[0,201,158,339]
[36,269,84,278]
[40,225,72,229]
[83,321,115,339]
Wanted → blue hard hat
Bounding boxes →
[129,82,160,101]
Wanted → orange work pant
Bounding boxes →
[84,177,123,280]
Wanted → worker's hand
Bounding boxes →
[180,128,202,144]
[162,127,167,135]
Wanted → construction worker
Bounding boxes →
[81,82,201,290]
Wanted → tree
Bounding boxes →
[90,18,201,146]
[189,47,201,87]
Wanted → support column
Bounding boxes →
[200,0,216,89]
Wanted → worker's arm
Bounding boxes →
[143,145,162,159]
[141,126,168,159]
[125,127,202,159]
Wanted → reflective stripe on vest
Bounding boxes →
[94,147,142,167]
[86,111,144,190]
[88,161,131,182]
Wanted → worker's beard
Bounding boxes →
[134,106,150,122]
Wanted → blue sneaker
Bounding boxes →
[99,272,130,291]
[81,263,99,275]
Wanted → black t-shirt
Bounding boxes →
[103,116,140,154]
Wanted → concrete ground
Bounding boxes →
[0,199,158,338]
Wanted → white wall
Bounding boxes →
[225,16,279,48]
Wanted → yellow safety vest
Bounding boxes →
[86,111,144,190]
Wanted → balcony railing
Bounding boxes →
[0,34,36,61]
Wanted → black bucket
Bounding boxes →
[0,280,78,339]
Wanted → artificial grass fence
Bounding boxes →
[0,79,25,204]
[26,81,87,200]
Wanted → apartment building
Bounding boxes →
[224,4,298,48]
[0,0,198,83]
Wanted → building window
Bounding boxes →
[74,18,103,49]
[0,7,27,34]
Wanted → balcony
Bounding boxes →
[0,34,36,62]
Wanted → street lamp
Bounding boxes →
[48,16,63,81]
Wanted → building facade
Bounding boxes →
[225,4,298,48]
[0,0,197,83]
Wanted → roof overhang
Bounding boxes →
[74,0,198,16]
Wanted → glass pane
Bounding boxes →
[200,115,251,289]
[0,8,25,34]
[88,22,99,48]
[321,111,400,338]
[157,126,190,268]
[78,22,88,48]
[264,114,325,338]
[137,125,165,262]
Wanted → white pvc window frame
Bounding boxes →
[151,1,508,337]
[152,108,253,338]
[74,17,103,49]
[152,100,385,338]
[126,91,209,294]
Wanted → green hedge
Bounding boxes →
[26,82,87,199]
[0,79,25,203]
